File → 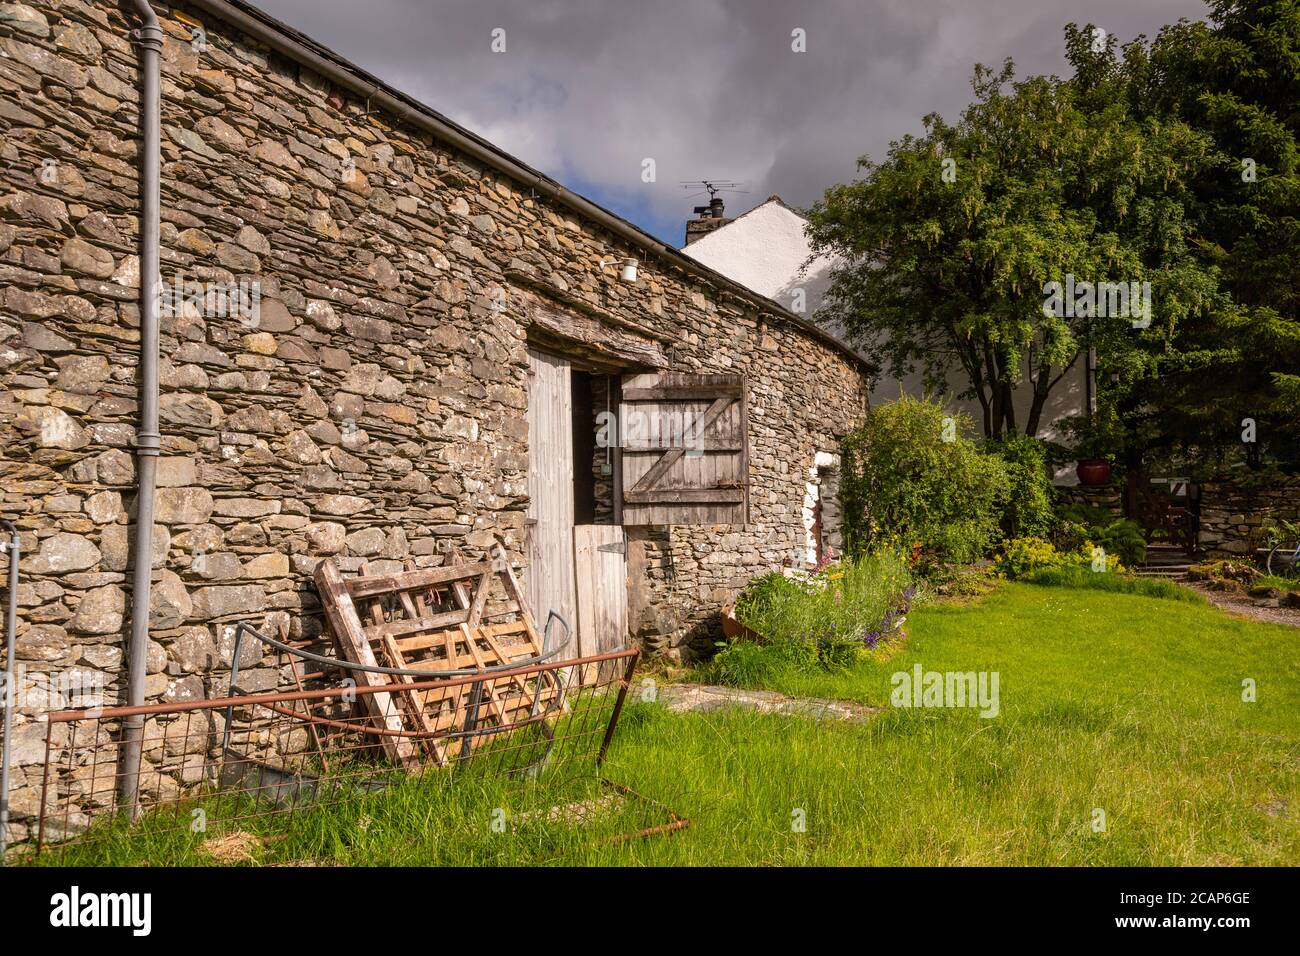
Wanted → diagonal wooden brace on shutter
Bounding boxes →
[620,372,749,525]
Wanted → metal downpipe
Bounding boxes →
[118,0,163,818]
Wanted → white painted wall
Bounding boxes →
[870,360,1086,449]
[683,199,836,314]
[682,199,1085,478]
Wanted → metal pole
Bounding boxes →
[221,624,247,755]
[456,680,484,769]
[118,1,163,820]
[1084,313,1096,422]
[1,519,19,863]
[597,650,640,766]
[35,715,52,854]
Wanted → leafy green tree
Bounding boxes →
[1105,2,1300,467]
[808,42,1219,441]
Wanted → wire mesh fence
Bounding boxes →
[33,648,668,859]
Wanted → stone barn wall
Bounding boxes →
[0,0,869,841]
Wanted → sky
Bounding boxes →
[253,0,1212,246]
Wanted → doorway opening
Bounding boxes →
[570,370,621,526]
[526,349,630,679]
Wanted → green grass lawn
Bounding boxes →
[30,581,1300,866]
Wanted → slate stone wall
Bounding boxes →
[0,0,869,841]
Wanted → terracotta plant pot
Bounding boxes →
[1076,458,1113,486]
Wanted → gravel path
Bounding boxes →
[1188,583,1300,628]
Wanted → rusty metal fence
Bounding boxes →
[34,646,664,856]
[1,519,19,863]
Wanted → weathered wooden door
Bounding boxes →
[620,372,749,525]
[526,349,577,650]
[573,525,628,682]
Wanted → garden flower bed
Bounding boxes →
[705,552,916,685]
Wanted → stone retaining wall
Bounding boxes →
[1053,483,1123,517]
[1053,475,1300,559]
[1198,475,1300,558]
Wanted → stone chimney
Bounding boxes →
[684,196,732,245]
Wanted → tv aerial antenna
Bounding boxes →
[680,179,749,211]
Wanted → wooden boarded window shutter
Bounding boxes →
[619,372,749,525]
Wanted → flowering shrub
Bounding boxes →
[995,536,1123,579]
[994,536,1063,578]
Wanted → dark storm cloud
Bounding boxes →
[252,0,1209,241]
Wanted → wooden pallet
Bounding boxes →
[314,542,562,767]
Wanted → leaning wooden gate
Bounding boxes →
[314,544,558,767]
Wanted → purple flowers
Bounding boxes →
[862,587,915,649]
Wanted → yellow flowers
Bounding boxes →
[994,536,1123,578]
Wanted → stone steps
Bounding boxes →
[1134,566,1190,580]
[1137,544,1194,580]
